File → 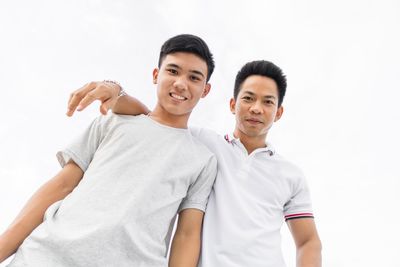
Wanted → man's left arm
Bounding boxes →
[169,209,204,267]
[169,155,217,266]
[66,81,150,117]
[287,218,322,267]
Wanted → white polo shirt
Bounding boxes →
[190,127,314,267]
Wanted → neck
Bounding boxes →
[233,129,267,154]
[149,105,190,129]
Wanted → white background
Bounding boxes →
[1,0,399,266]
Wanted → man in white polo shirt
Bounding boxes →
[66,60,322,266]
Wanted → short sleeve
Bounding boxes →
[56,116,106,172]
[178,155,217,213]
[283,173,314,221]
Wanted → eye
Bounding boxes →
[190,75,201,82]
[264,99,275,105]
[242,96,253,101]
[167,68,178,75]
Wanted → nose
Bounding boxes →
[249,101,263,114]
[250,101,263,114]
[173,77,188,91]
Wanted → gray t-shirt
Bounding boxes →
[9,114,217,267]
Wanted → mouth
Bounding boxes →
[169,93,188,101]
[245,118,263,124]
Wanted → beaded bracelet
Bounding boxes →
[103,80,127,97]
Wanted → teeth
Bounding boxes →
[171,93,186,100]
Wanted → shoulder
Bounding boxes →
[189,126,227,149]
[103,113,144,123]
[187,132,216,160]
[270,152,306,181]
[97,113,145,128]
[189,126,219,139]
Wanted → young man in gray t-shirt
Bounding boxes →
[0,34,217,267]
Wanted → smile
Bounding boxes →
[170,93,187,101]
[245,118,263,124]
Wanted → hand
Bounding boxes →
[67,81,121,116]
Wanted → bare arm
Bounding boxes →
[168,209,204,267]
[287,218,322,267]
[113,94,150,116]
[67,81,150,117]
[0,161,84,263]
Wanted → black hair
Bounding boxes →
[233,60,287,107]
[158,34,215,82]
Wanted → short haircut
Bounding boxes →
[233,60,287,107]
[158,34,215,82]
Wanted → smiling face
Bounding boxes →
[151,52,211,127]
[230,75,283,142]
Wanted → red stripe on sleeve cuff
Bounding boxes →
[285,212,314,220]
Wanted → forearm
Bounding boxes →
[112,95,150,115]
[0,163,83,262]
[168,233,201,267]
[296,239,322,267]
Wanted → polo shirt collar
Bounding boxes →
[224,133,275,156]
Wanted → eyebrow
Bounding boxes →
[166,63,206,78]
[242,91,277,99]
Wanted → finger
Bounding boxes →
[66,91,79,116]
[77,82,120,111]
[77,91,104,112]
[67,82,98,116]
[99,98,116,115]
[79,82,120,113]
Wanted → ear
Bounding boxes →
[274,105,284,122]
[152,68,159,84]
[229,98,236,114]
[201,83,211,98]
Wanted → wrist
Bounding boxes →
[103,80,127,97]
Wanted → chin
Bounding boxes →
[242,128,266,138]
[161,104,189,114]
[166,108,192,116]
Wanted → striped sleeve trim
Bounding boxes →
[285,212,314,221]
